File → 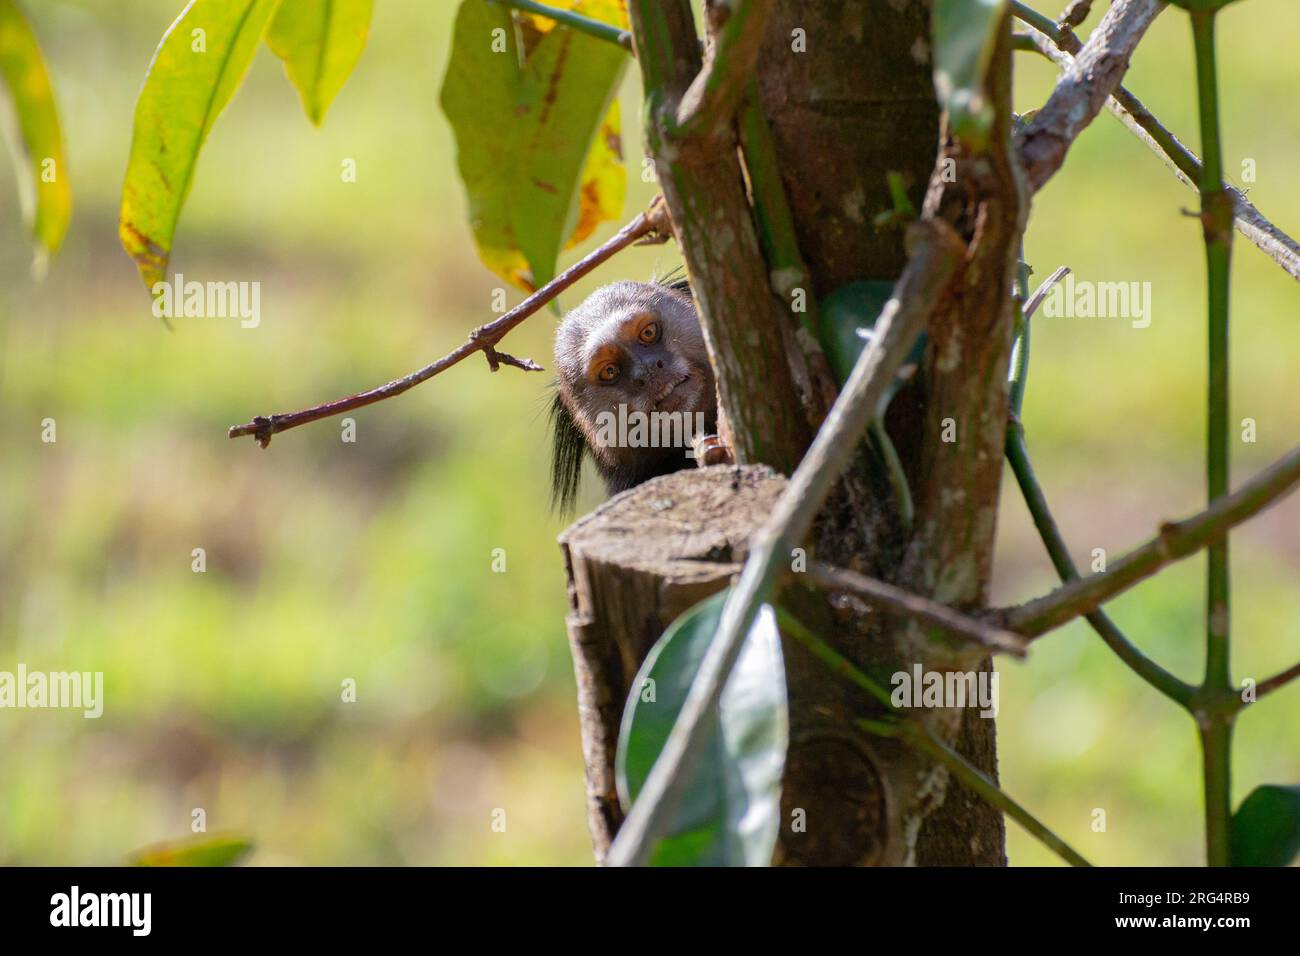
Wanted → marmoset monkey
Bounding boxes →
[549,277,729,512]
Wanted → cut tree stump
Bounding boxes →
[559,463,1005,867]
[558,465,787,861]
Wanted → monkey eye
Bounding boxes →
[597,361,620,383]
[637,321,660,345]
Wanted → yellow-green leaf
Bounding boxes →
[130,834,254,867]
[0,0,71,270]
[440,0,628,292]
[566,101,624,250]
[119,0,282,290]
[266,0,373,126]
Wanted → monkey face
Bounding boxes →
[555,281,717,459]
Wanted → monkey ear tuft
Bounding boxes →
[549,389,587,515]
[655,265,693,300]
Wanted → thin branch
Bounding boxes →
[491,0,632,50]
[605,218,966,867]
[804,562,1029,659]
[774,608,1090,867]
[1000,445,1300,639]
[671,0,774,146]
[1243,660,1300,708]
[1017,6,1300,282]
[1016,0,1166,193]
[1005,425,1195,705]
[1025,264,1070,320]
[1009,264,1069,418]
[229,198,673,447]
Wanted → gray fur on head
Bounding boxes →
[549,279,716,512]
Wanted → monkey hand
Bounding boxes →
[691,433,734,468]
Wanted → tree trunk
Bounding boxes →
[566,0,1025,865]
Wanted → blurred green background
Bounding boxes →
[0,0,1295,866]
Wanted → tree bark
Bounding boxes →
[567,0,1026,866]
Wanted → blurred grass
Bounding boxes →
[0,0,1295,865]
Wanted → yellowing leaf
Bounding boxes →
[266,0,373,126]
[131,834,254,867]
[567,102,624,249]
[440,0,628,292]
[119,0,282,290]
[0,0,71,270]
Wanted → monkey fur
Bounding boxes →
[549,277,721,513]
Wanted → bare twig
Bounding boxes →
[605,218,965,867]
[1024,264,1070,320]
[1017,7,1300,283]
[804,562,1029,658]
[1005,424,1195,704]
[1016,0,1165,193]
[1245,661,1300,707]
[1000,445,1300,638]
[229,198,673,447]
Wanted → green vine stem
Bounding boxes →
[491,0,632,49]
[1004,426,1196,706]
[773,609,1092,867]
[1189,6,1236,868]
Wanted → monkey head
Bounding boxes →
[549,279,719,511]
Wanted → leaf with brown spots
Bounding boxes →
[0,0,72,273]
[440,0,628,292]
[118,0,282,292]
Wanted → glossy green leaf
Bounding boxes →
[0,0,71,268]
[616,589,788,866]
[266,0,372,126]
[932,0,1007,151]
[130,834,254,867]
[119,0,282,290]
[439,0,628,291]
[818,280,925,407]
[1230,784,1300,866]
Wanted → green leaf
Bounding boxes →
[0,0,71,269]
[130,834,254,867]
[119,0,283,290]
[615,589,788,866]
[1230,784,1300,866]
[931,0,1007,151]
[818,280,925,407]
[439,0,628,292]
[265,0,373,126]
